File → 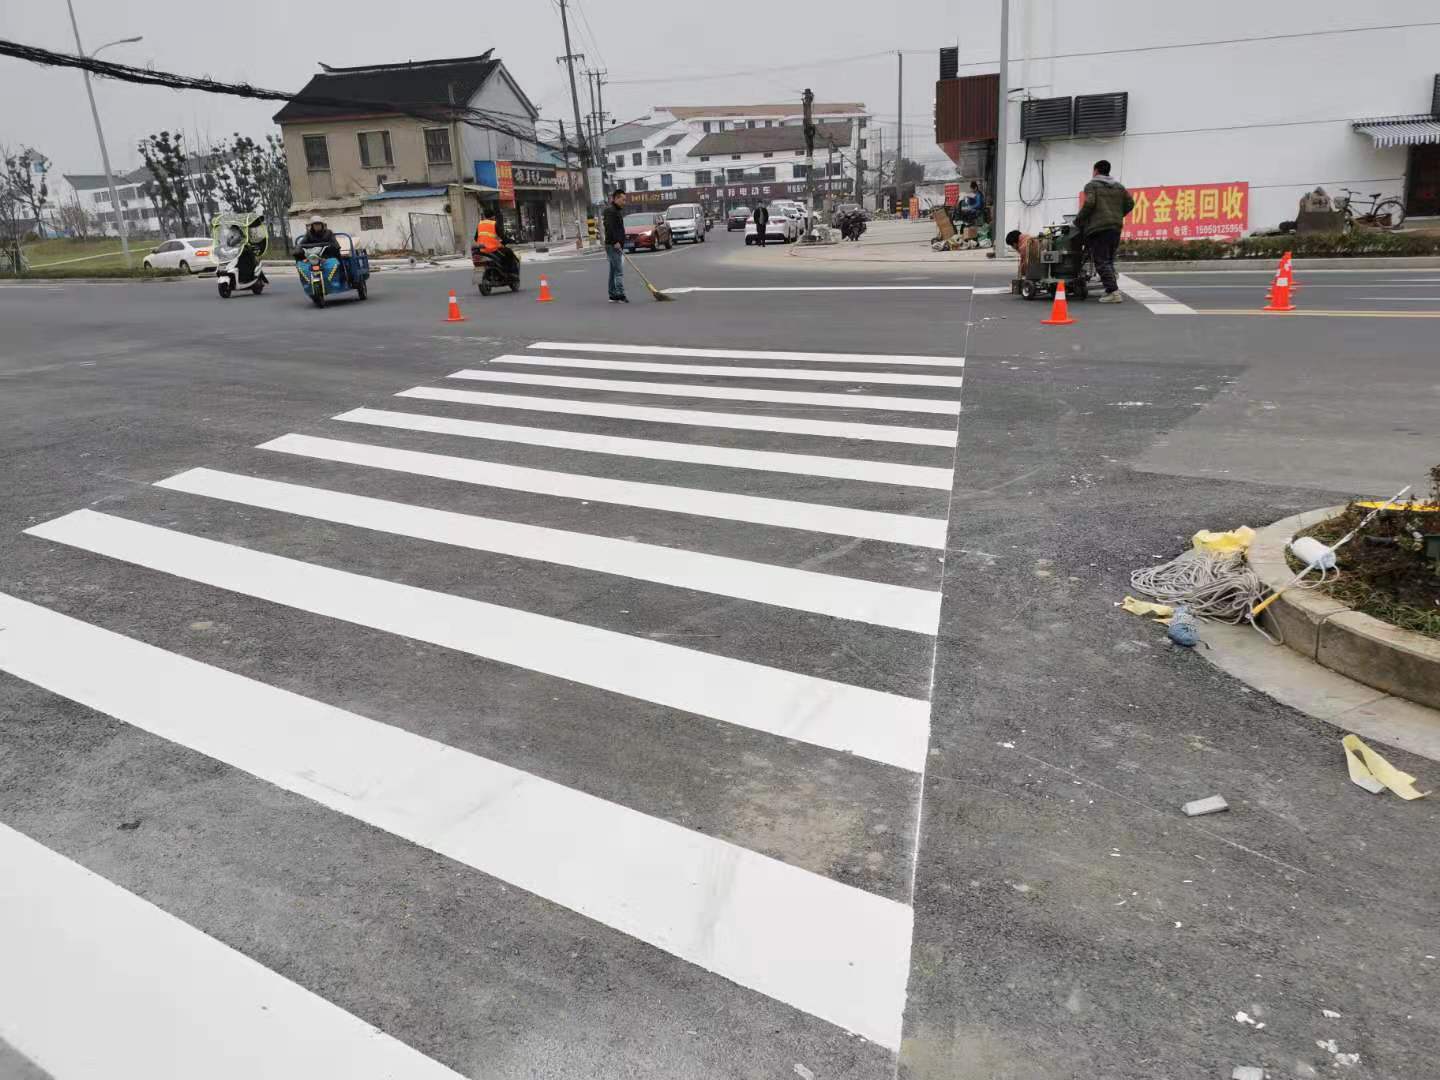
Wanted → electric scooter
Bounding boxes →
[212,212,269,298]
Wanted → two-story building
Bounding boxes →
[275,51,581,253]
[604,102,872,213]
[63,163,220,239]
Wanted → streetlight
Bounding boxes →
[64,0,140,266]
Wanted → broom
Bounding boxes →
[622,252,673,301]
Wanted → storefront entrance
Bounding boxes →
[1406,144,1440,216]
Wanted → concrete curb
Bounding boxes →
[1252,508,1440,710]
[1119,256,1440,271]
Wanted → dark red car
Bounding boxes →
[624,212,673,252]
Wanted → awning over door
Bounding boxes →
[1352,114,1440,148]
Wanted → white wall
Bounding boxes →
[462,67,539,173]
[967,1,1440,235]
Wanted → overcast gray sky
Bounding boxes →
[0,0,959,180]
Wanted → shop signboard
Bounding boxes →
[944,183,960,207]
[496,161,515,206]
[1079,181,1249,241]
[622,177,853,212]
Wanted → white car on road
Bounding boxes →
[142,237,218,274]
[664,203,706,244]
[744,210,797,245]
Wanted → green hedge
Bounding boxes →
[0,266,185,280]
[1117,231,1440,261]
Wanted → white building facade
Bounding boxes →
[935,2,1440,238]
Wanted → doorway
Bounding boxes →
[1406,144,1440,216]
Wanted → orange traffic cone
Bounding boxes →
[445,290,466,322]
[1041,280,1075,325]
[1264,270,1295,312]
[537,275,554,303]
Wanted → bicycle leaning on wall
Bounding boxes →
[1336,187,1407,231]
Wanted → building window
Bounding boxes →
[828,162,842,176]
[359,215,383,231]
[758,166,775,181]
[614,180,625,193]
[615,156,624,169]
[303,134,330,171]
[764,120,773,127]
[632,152,641,166]
[699,155,709,162]
[633,177,649,191]
[423,127,452,165]
[859,117,868,128]
[792,163,808,179]
[717,121,726,131]
[747,120,756,129]
[660,173,673,188]
[646,151,661,166]
[859,138,867,150]
[763,151,773,158]
[695,169,712,185]
[731,154,740,161]
[726,168,744,182]
[357,130,393,168]
[703,121,711,133]
[663,148,672,163]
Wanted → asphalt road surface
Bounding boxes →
[1,230,1436,1080]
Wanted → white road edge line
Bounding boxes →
[157,469,942,633]
[335,407,953,490]
[259,435,948,548]
[25,510,932,773]
[1116,273,1197,315]
[448,369,962,416]
[398,386,957,447]
[0,592,914,1051]
[0,817,464,1080]
[490,353,965,388]
[528,341,966,369]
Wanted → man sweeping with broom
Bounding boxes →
[603,190,630,304]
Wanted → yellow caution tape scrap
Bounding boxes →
[1342,734,1430,800]
[1191,527,1256,555]
[1121,596,1174,621]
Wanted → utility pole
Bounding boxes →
[559,118,582,246]
[554,0,593,239]
[894,50,903,218]
[594,71,608,194]
[65,0,131,267]
[877,128,884,211]
[992,0,1010,258]
[802,88,816,216]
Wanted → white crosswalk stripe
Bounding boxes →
[260,433,950,547]
[490,353,966,387]
[157,468,943,632]
[0,593,913,1051]
[2,339,963,1068]
[528,341,967,368]
[448,368,962,414]
[334,406,954,489]
[397,385,958,446]
[0,818,467,1080]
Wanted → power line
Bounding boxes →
[0,38,577,157]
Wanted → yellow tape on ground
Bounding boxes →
[1342,734,1429,800]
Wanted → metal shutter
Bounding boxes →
[1074,92,1129,135]
[1433,74,1440,118]
[1020,97,1073,140]
[940,47,959,81]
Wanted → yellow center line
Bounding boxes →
[1195,308,1440,319]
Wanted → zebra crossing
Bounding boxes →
[0,340,964,1077]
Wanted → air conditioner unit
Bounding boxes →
[1020,97,1073,140]
[940,46,958,81]
[1074,92,1129,136]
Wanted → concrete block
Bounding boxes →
[1264,591,1350,659]
[1182,795,1229,817]
[1318,611,1440,711]
[1231,1068,1265,1080]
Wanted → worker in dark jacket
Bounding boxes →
[751,203,770,247]
[1072,159,1134,303]
[602,190,628,302]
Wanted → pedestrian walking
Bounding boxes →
[752,203,770,248]
[603,190,629,303]
[1072,159,1134,303]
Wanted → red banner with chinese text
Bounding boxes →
[497,161,515,206]
[944,183,960,207]
[1103,181,1249,241]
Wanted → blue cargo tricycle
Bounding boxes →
[294,231,370,307]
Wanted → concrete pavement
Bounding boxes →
[1,227,1436,1079]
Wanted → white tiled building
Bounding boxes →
[604,103,874,199]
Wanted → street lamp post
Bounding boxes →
[64,0,140,267]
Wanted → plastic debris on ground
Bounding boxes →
[1182,795,1229,817]
[1231,1067,1265,1080]
[1120,595,1174,621]
[1343,734,1430,800]
[1129,527,1266,624]
[1166,605,1203,647]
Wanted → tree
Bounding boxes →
[189,133,225,227]
[1,147,50,239]
[138,179,176,236]
[56,196,94,239]
[215,134,262,214]
[255,135,292,245]
[138,130,194,234]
